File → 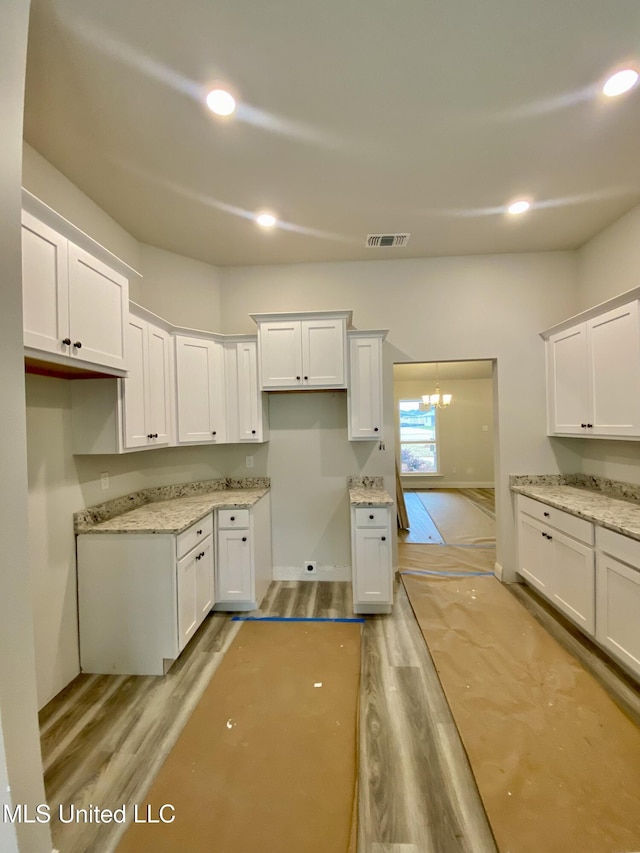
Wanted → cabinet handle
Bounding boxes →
[543,512,550,517]
[197,529,203,535]
[212,431,217,436]
[296,376,301,381]
[242,536,247,542]
[374,427,379,432]
[381,536,386,541]
[73,341,82,349]
[62,338,71,346]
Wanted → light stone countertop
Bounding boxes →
[77,488,269,535]
[511,477,640,542]
[349,487,394,507]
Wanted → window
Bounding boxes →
[399,399,438,474]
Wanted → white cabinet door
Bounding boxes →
[21,210,70,355]
[259,320,303,388]
[353,527,392,607]
[236,339,266,441]
[177,547,199,651]
[175,336,226,443]
[122,315,149,449]
[195,536,214,622]
[67,243,128,371]
[517,513,555,595]
[547,324,589,435]
[216,529,253,603]
[348,333,384,440]
[301,318,345,386]
[588,301,640,436]
[147,323,172,445]
[549,529,595,634]
[596,552,640,679]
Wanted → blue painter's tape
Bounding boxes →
[400,569,493,578]
[231,616,365,623]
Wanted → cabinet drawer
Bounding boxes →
[517,495,593,545]
[176,513,214,559]
[217,508,250,529]
[597,526,640,570]
[354,507,389,528]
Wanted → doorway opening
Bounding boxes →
[393,359,496,547]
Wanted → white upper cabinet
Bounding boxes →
[70,304,174,454]
[122,311,172,449]
[543,291,640,438]
[348,330,387,440]
[175,335,227,444]
[225,337,269,443]
[251,311,351,390]
[21,203,132,375]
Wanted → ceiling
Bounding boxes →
[23,0,640,268]
[394,361,493,382]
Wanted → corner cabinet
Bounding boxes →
[543,291,640,438]
[76,514,215,675]
[21,195,137,377]
[351,506,393,613]
[347,330,387,440]
[251,311,351,390]
[70,304,174,454]
[175,334,227,444]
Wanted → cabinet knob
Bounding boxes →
[543,511,550,517]
[62,338,71,346]
[242,536,247,542]
[212,431,217,435]
[195,553,201,561]
[73,341,82,349]
[296,376,301,381]
[369,514,374,519]
[381,536,386,541]
[587,423,593,428]
[374,427,379,432]
[230,516,235,521]
[304,375,308,380]
[200,551,205,558]
[197,529,203,535]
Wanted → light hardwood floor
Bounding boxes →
[40,578,497,853]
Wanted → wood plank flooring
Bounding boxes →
[40,579,497,853]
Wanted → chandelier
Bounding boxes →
[422,363,452,409]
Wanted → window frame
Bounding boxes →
[398,397,440,476]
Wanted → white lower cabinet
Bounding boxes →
[516,495,595,634]
[351,506,393,613]
[596,527,640,680]
[77,514,214,675]
[214,496,272,611]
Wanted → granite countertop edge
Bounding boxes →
[348,487,394,507]
[75,478,270,535]
[510,475,640,542]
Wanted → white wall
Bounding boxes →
[395,377,494,488]
[220,254,582,580]
[1,4,52,851]
[577,203,640,311]
[571,200,640,485]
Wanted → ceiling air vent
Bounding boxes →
[366,233,410,248]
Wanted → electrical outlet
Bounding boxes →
[100,472,109,491]
[245,455,254,468]
[304,561,317,574]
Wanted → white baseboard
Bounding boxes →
[493,561,503,581]
[273,564,351,582]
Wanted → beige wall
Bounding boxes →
[395,377,494,488]
[1,6,51,851]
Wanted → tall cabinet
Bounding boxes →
[347,330,387,440]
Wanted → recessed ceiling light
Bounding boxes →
[507,199,531,216]
[205,88,236,116]
[602,68,639,97]
[256,212,277,228]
